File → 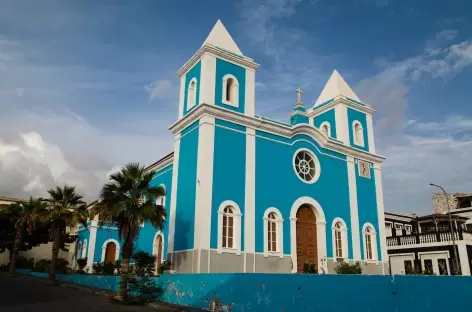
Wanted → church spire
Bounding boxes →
[290,88,308,125]
[314,70,361,106]
[202,19,243,56]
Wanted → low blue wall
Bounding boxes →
[18,270,471,311]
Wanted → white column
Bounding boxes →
[347,156,361,260]
[199,54,216,106]
[245,127,256,271]
[194,115,215,273]
[366,114,376,154]
[458,242,471,275]
[178,75,186,119]
[245,68,256,117]
[87,220,97,271]
[168,133,181,254]
[373,163,388,266]
[334,104,350,145]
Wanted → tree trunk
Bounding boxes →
[118,228,136,298]
[9,220,25,275]
[49,225,61,284]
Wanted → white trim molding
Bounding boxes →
[347,156,361,260]
[263,207,284,258]
[362,222,378,262]
[331,217,348,261]
[168,133,181,254]
[178,74,186,119]
[222,74,239,107]
[152,231,165,274]
[101,239,120,262]
[290,196,327,273]
[245,68,256,117]
[373,163,388,265]
[217,200,242,255]
[319,121,331,137]
[244,127,256,270]
[87,220,97,269]
[199,53,216,106]
[366,114,376,153]
[352,120,364,147]
[82,239,88,258]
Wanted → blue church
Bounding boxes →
[75,20,387,274]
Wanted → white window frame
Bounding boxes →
[331,218,348,261]
[385,221,393,237]
[319,121,331,137]
[357,160,371,178]
[394,223,403,236]
[81,239,88,258]
[362,223,378,262]
[222,74,239,107]
[404,224,412,235]
[101,239,120,262]
[217,200,242,255]
[263,207,284,258]
[187,77,197,110]
[292,148,321,184]
[76,241,83,259]
[352,120,365,147]
[155,184,166,208]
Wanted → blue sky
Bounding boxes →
[0,0,471,213]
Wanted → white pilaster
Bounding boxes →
[373,163,388,264]
[178,75,186,119]
[366,114,376,154]
[194,115,215,273]
[334,104,350,145]
[199,54,216,106]
[87,220,97,270]
[245,127,256,266]
[457,242,471,275]
[168,133,181,254]
[245,68,256,117]
[347,156,361,260]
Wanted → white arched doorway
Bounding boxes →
[101,239,120,263]
[290,196,327,273]
[153,231,164,274]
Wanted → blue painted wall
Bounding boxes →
[355,160,381,260]
[183,61,201,115]
[347,107,369,151]
[94,227,121,263]
[215,59,246,114]
[76,229,90,259]
[174,120,200,251]
[255,131,352,258]
[313,108,337,138]
[210,119,246,250]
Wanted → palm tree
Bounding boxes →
[5,197,45,275]
[40,185,88,284]
[91,163,166,298]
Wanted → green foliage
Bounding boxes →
[132,251,156,276]
[126,276,163,305]
[76,258,87,270]
[158,260,171,274]
[92,261,121,275]
[16,256,35,269]
[32,259,51,273]
[303,261,317,274]
[334,261,363,274]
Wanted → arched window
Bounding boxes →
[332,218,348,260]
[222,74,239,107]
[320,122,331,137]
[353,121,364,146]
[76,241,82,259]
[187,78,197,109]
[155,184,166,208]
[81,239,88,258]
[101,239,120,263]
[363,224,377,261]
[263,208,284,257]
[153,232,164,274]
[217,200,242,254]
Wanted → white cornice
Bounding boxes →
[176,44,260,77]
[145,152,174,173]
[169,104,385,163]
[308,96,375,117]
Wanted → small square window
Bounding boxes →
[358,161,371,178]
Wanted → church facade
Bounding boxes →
[74,20,387,274]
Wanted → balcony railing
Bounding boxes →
[386,230,471,247]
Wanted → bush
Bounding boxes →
[76,258,87,273]
[303,261,317,274]
[334,261,362,274]
[92,261,120,275]
[158,260,171,274]
[103,262,116,275]
[56,258,70,274]
[33,259,51,273]
[132,251,156,276]
[16,257,35,270]
[126,276,163,305]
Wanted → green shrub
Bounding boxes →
[303,261,317,274]
[158,260,171,274]
[103,262,116,275]
[16,257,35,270]
[76,258,87,273]
[92,261,120,275]
[334,261,362,274]
[126,276,163,305]
[32,259,51,273]
[56,258,70,274]
[132,251,156,276]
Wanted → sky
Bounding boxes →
[0,0,471,213]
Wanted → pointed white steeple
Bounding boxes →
[202,19,243,56]
[314,70,361,106]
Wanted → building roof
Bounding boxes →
[314,70,361,107]
[202,19,243,56]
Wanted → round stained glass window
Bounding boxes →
[293,150,319,183]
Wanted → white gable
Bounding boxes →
[314,70,361,106]
[202,19,243,56]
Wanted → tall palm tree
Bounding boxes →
[5,197,46,275]
[41,185,88,284]
[92,163,166,298]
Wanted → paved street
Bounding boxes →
[0,273,198,312]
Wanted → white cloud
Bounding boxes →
[145,79,179,101]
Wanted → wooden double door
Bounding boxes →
[296,205,318,273]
